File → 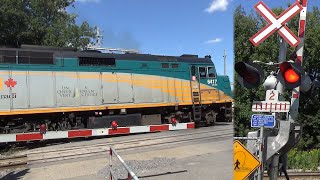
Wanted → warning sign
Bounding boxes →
[234,140,260,180]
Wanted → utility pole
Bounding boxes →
[223,49,227,75]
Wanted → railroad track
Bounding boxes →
[0,125,232,170]
[0,155,28,170]
[27,128,233,165]
[263,171,320,179]
[26,126,231,155]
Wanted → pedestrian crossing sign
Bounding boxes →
[234,140,260,180]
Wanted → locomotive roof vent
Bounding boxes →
[20,44,78,52]
[180,54,198,58]
[81,49,102,53]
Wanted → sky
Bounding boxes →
[67,0,320,86]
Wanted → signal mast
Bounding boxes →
[234,0,319,180]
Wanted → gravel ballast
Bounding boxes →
[98,157,177,179]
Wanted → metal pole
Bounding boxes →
[276,37,287,96]
[110,147,112,180]
[258,126,264,180]
[224,49,227,75]
[111,147,139,180]
[290,0,308,121]
[267,35,288,180]
[270,153,280,180]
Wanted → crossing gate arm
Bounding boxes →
[0,122,195,143]
[109,147,139,180]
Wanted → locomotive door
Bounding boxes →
[189,65,202,122]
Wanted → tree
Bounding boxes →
[0,0,95,48]
[234,5,320,150]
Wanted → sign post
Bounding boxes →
[250,114,275,180]
[258,125,264,180]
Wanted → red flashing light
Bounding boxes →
[234,62,264,89]
[171,118,177,125]
[40,124,46,134]
[284,69,300,83]
[279,62,303,89]
[111,121,118,129]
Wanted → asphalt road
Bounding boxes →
[1,123,234,180]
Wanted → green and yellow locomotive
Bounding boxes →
[0,45,233,134]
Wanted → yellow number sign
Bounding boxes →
[234,140,260,180]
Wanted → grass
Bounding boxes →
[288,148,320,171]
[0,144,25,156]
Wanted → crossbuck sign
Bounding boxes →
[249,1,303,48]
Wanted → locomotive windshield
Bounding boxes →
[207,67,216,78]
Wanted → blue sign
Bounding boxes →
[251,114,275,128]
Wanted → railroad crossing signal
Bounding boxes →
[279,62,302,89]
[249,1,302,48]
[235,61,313,92]
[234,140,260,180]
[234,62,264,89]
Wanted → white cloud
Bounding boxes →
[205,0,229,13]
[205,38,222,44]
[76,0,101,3]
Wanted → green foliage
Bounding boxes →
[288,148,320,170]
[0,0,95,48]
[234,5,320,150]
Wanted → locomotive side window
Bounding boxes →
[207,66,216,78]
[162,63,169,68]
[18,51,54,64]
[0,50,16,64]
[79,57,115,66]
[171,64,179,68]
[199,67,206,78]
[191,66,196,76]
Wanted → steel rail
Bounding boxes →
[26,126,231,155]
[27,130,233,165]
[0,155,28,170]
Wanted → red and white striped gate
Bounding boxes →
[0,122,195,143]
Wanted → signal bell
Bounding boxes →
[263,75,278,90]
[234,62,264,89]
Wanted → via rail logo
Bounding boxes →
[5,78,17,89]
[0,78,17,91]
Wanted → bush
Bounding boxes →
[288,148,320,171]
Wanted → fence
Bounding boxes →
[109,147,139,180]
